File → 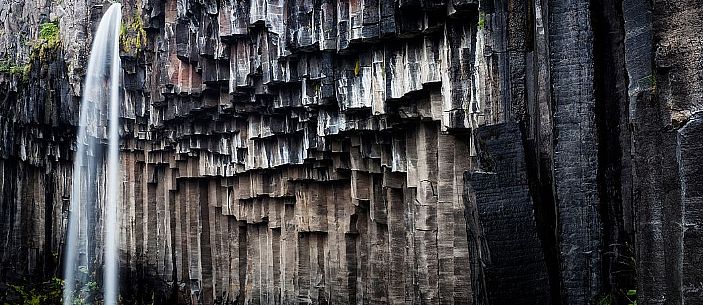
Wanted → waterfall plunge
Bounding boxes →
[63,3,122,305]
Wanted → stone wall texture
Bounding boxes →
[0,0,702,304]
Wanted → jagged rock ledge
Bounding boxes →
[1,0,702,304]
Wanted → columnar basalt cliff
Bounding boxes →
[1,0,702,304]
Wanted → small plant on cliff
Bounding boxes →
[644,74,656,91]
[0,59,31,81]
[120,12,148,54]
[477,12,486,30]
[39,22,60,47]
[624,289,637,305]
[29,21,61,62]
[595,293,613,305]
[1,277,63,305]
[354,58,361,76]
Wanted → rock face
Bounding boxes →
[0,0,702,304]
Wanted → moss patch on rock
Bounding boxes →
[120,12,147,55]
[0,60,31,81]
[30,21,62,61]
[39,22,60,47]
[0,277,63,305]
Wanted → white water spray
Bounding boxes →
[63,3,122,305]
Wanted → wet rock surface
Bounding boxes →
[0,0,702,304]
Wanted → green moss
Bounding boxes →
[0,60,11,73]
[0,59,31,81]
[354,58,360,76]
[0,21,61,81]
[8,64,27,77]
[29,21,61,61]
[477,12,486,30]
[593,290,637,305]
[39,22,60,50]
[595,294,614,305]
[625,289,637,305]
[645,74,656,90]
[2,277,63,305]
[120,11,148,54]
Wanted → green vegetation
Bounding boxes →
[120,11,148,54]
[595,294,613,305]
[593,288,637,305]
[65,265,101,305]
[620,243,638,305]
[68,280,100,305]
[0,268,104,305]
[0,61,26,75]
[39,23,60,47]
[1,277,63,305]
[1,21,63,82]
[354,58,361,76]
[25,20,62,68]
[644,74,656,90]
[35,21,61,58]
[478,12,486,30]
[625,289,637,305]
[0,59,31,81]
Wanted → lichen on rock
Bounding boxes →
[120,11,147,56]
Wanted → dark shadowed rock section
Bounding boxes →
[466,122,550,304]
[0,0,702,304]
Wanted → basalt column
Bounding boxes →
[1,0,703,304]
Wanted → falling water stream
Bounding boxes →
[63,3,122,305]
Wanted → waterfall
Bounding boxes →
[63,3,122,305]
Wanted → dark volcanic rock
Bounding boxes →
[0,0,702,304]
[467,122,551,305]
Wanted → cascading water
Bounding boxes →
[63,3,122,305]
